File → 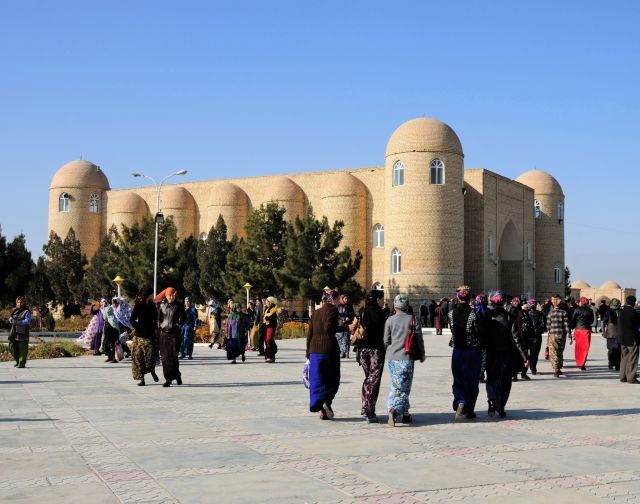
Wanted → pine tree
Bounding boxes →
[175,236,201,302]
[43,229,87,307]
[221,236,251,301]
[198,215,231,302]
[276,206,363,304]
[564,266,572,299]
[82,226,121,299]
[2,234,34,305]
[27,256,54,311]
[223,202,288,300]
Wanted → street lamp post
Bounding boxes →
[243,283,253,308]
[132,169,188,297]
[112,275,125,298]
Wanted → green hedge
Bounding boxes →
[0,342,89,361]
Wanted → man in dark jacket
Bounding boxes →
[618,296,640,384]
[526,299,546,375]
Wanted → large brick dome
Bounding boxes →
[385,118,463,158]
[516,169,564,196]
[50,159,110,189]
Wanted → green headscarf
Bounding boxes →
[610,298,621,309]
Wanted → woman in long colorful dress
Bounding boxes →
[130,287,159,386]
[225,302,248,364]
[306,289,340,419]
[77,302,104,352]
[263,296,279,363]
[384,294,425,427]
[434,300,445,335]
[156,288,186,387]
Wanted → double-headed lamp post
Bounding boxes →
[132,169,188,297]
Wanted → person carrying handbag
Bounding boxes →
[384,295,425,427]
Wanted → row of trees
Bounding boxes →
[0,202,363,312]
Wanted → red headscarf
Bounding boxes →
[154,287,177,303]
[579,296,589,306]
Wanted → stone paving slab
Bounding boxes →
[1,328,640,503]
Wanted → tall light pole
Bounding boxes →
[132,169,188,297]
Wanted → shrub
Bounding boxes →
[0,341,90,361]
[278,321,308,340]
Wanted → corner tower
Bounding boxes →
[516,169,565,300]
[48,160,110,259]
[384,118,465,301]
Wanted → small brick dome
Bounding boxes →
[516,170,564,196]
[385,118,463,158]
[50,160,110,190]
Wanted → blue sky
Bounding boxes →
[1,1,638,290]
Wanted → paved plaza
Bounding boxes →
[1,329,640,504]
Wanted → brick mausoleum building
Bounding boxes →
[48,118,567,302]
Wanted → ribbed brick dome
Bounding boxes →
[110,192,148,214]
[50,160,110,189]
[600,280,622,290]
[571,280,591,289]
[271,177,305,202]
[516,170,564,196]
[209,183,248,206]
[385,118,463,158]
[321,172,366,198]
[161,186,195,209]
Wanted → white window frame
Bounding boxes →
[373,224,384,248]
[554,265,561,284]
[391,248,401,274]
[534,199,541,219]
[89,193,99,213]
[429,158,445,185]
[59,192,70,212]
[557,201,564,222]
[373,282,384,291]
[488,233,494,256]
[392,160,404,187]
[527,241,532,261]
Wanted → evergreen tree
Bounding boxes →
[43,229,87,306]
[175,235,201,302]
[2,234,34,305]
[277,207,363,304]
[221,236,250,300]
[198,215,231,302]
[564,266,572,299]
[0,227,7,301]
[223,202,288,299]
[82,226,121,299]
[27,256,55,310]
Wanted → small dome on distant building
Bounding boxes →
[110,192,148,214]
[600,280,622,290]
[209,183,248,206]
[50,159,110,189]
[161,186,195,209]
[322,172,366,198]
[571,280,591,289]
[385,118,463,158]
[516,170,564,196]
[271,177,305,203]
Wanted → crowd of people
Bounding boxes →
[5,284,640,427]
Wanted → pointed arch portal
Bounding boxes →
[499,220,523,296]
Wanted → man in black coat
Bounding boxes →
[618,295,640,384]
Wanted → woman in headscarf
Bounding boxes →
[263,296,279,363]
[572,296,595,370]
[77,301,104,353]
[602,298,621,370]
[102,298,122,363]
[130,287,159,386]
[353,289,386,423]
[434,299,446,335]
[225,302,248,364]
[384,294,425,427]
[155,287,186,387]
[450,286,485,422]
[8,296,31,368]
[486,291,523,418]
[113,297,133,359]
[306,289,340,419]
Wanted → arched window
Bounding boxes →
[556,202,564,222]
[373,282,384,291]
[89,193,99,213]
[373,224,384,248]
[59,192,70,212]
[554,264,561,284]
[392,160,404,187]
[200,232,207,241]
[534,200,541,219]
[429,159,445,185]
[391,248,401,274]
[527,241,532,261]
[487,233,494,256]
